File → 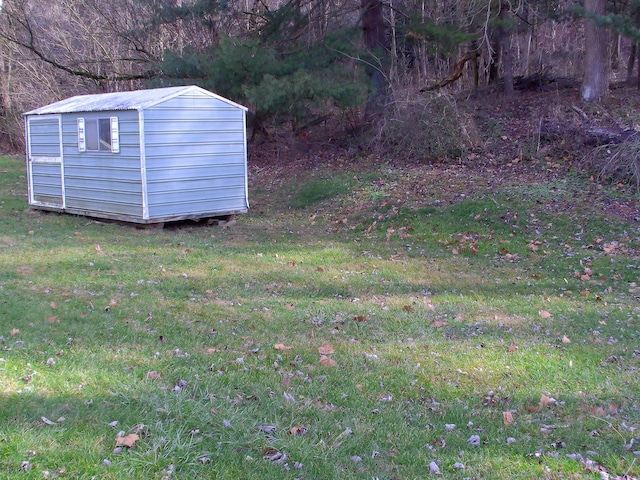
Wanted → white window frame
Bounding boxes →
[77,116,120,153]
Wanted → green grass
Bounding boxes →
[1,155,639,479]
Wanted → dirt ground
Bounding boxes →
[248,85,640,223]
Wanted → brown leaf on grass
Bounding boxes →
[316,266,324,273]
[274,343,293,351]
[261,446,279,456]
[10,328,20,336]
[318,343,335,355]
[47,316,59,323]
[146,371,163,380]
[288,424,308,436]
[503,411,514,425]
[41,416,56,426]
[590,406,607,416]
[284,303,295,310]
[507,342,518,353]
[402,305,414,312]
[115,433,139,448]
[319,355,337,367]
[540,394,553,407]
[95,244,101,252]
[429,320,447,328]
[353,315,367,322]
[561,335,571,344]
[538,310,553,319]
[49,302,57,309]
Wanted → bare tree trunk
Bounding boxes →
[488,33,501,84]
[611,32,620,70]
[500,2,514,95]
[627,43,636,85]
[361,0,388,120]
[581,0,609,102]
[637,46,640,90]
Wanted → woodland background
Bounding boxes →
[0,0,638,161]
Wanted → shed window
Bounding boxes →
[78,117,119,153]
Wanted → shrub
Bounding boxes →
[587,139,640,190]
[363,91,481,162]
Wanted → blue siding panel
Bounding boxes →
[60,111,143,218]
[29,118,61,157]
[144,91,248,220]
[31,163,63,205]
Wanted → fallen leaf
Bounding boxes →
[146,371,163,380]
[284,303,295,310]
[503,411,514,425]
[318,343,335,355]
[41,416,56,426]
[507,342,518,353]
[590,406,606,416]
[468,435,481,446]
[274,343,293,351]
[540,394,553,407]
[49,302,57,309]
[561,335,571,344]
[10,328,20,336]
[429,320,447,328]
[288,424,308,436]
[538,310,553,319]
[353,315,367,322]
[95,244,101,252]
[47,316,59,323]
[258,425,277,434]
[402,305,414,312]
[115,433,139,448]
[319,355,337,367]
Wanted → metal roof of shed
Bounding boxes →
[24,85,247,116]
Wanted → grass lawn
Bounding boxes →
[0,153,638,479]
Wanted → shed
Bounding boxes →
[24,85,249,225]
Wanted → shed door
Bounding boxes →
[27,115,64,208]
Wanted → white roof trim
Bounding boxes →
[24,85,248,116]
